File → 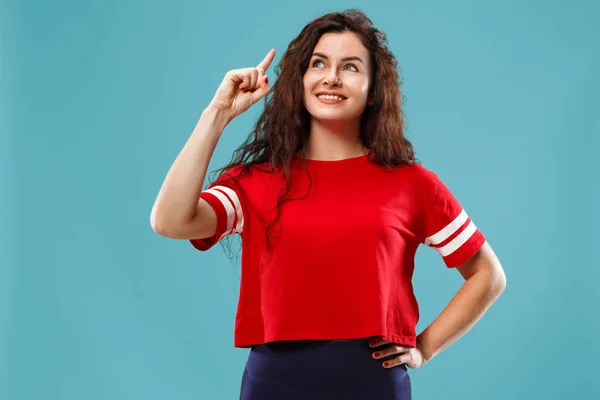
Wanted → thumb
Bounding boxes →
[253,75,271,101]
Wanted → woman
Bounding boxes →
[151,9,507,400]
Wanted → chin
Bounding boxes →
[311,111,344,120]
[309,108,362,122]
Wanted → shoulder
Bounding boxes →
[217,162,269,182]
[390,163,443,203]
[390,162,440,188]
[408,162,437,180]
[214,161,278,193]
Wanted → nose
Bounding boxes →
[323,73,341,87]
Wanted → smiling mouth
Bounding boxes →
[315,95,347,104]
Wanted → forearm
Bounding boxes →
[151,106,232,232]
[416,270,505,363]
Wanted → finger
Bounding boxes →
[249,69,258,92]
[251,76,270,101]
[254,68,264,90]
[239,73,250,90]
[383,353,410,368]
[372,345,410,359]
[256,49,276,75]
[228,68,250,85]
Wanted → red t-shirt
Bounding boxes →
[190,154,486,348]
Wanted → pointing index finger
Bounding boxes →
[257,49,276,74]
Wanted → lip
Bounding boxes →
[315,93,347,104]
[315,92,347,99]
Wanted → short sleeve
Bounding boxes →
[189,167,246,251]
[421,172,486,268]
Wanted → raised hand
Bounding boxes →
[208,49,276,120]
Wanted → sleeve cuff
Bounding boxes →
[188,190,231,251]
[443,231,487,268]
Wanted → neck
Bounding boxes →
[299,117,368,160]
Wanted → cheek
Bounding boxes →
[351,78,370,96]
[362,80,370,94]
[303,75,316,92]
[302,76,311,94]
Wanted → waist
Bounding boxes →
[246,337,408,392]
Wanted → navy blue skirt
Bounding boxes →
[240,337,411,399]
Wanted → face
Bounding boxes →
[303,31,373,122]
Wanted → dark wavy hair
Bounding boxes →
[207,8,420,273]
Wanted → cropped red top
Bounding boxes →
[190,154,486,348]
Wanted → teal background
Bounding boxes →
[2,0,599,399]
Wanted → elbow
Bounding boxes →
[495,263,507,292]
[500,270,507,290]
[150,207,190,238]
[475,263,506,298]
[150,207,170,236]
[490,267,507,298]
[150,214,163,235]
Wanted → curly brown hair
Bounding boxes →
[207,8,420,270]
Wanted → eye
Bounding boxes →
[311,60,359,71]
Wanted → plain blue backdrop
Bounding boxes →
[2,0,599,399]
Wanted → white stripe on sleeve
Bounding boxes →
[424,209,477,257]
[205,185,244,239]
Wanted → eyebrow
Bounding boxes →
[311,52,365,66]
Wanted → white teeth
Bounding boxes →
[317,94,344,101]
